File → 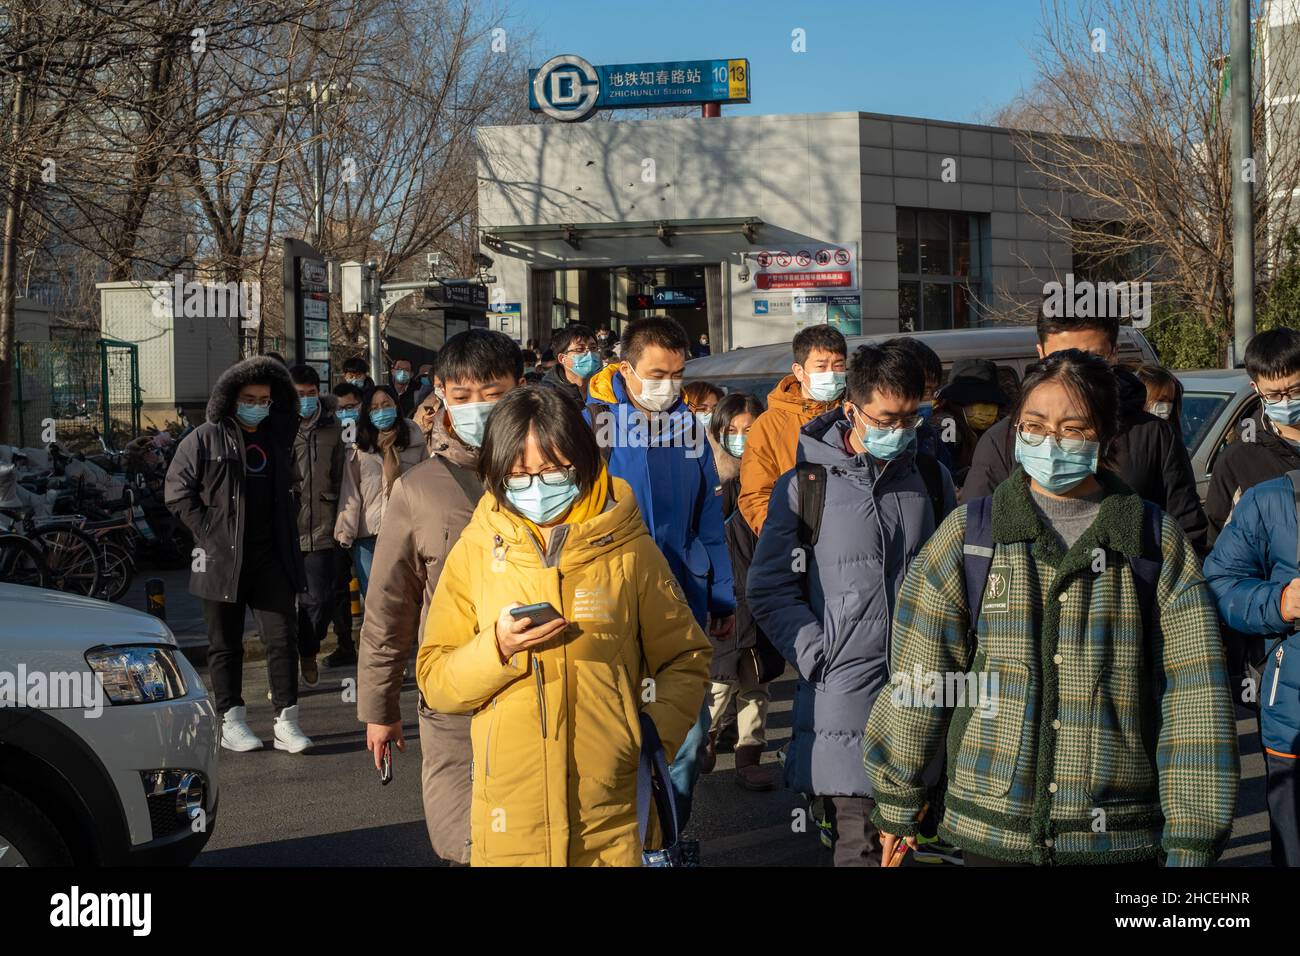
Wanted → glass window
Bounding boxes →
[1180,391,1232,454]
[922,283,952,330]
[952,215,971,277]
[919,211,950,275]
[898,281,919,333]
[896,208,918,274]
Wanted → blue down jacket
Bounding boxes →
[748,409,955,797]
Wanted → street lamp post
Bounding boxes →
[1230,0,1256,367]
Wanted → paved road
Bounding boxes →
[192,649,1269,867]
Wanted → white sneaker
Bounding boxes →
[273,705,312,754]
[221,706,263,752]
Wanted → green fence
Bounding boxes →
[12,338,141,451]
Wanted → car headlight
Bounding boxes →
[85,645,187,704]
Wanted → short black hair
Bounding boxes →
[622,316,689,367]
[520,349,538,366]
[709,390,765,444]
[355,385,412,453]
[342,356,369,375]
[333,382,363,402]
[478,385,603,514]
[540,349,556,363]
[289,364,320,387]
[845,344,925,407]
[793,325,848,366]
[552,324,596,355]
[266,351,287,366]
[1245,327,1300,381]
[683,381,723,409]
[437,328,523,386]
[884,336,943,387]
[1016,349,1121,454]
[1036,295,1119,348]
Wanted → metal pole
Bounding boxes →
[368,310,381,383]
[312,81,324,246]
[1231,0,1256,366]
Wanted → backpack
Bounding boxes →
[794,452,946,549]
[959,494,1163,639]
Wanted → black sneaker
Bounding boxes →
[322,648,357,668]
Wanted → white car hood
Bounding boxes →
[0,583,176,653]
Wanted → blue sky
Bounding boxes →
[520,0,1045,124]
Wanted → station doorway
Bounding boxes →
[530,263,721,351]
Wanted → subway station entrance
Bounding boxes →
[532,263,718,345]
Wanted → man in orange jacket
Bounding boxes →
[738,326,849,535]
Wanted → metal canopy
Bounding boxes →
[482,216,763,251]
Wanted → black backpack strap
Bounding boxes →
[962,496,995,634]
[1127,500,1163,639]
[794,462,827,548]
[915,452,946,529]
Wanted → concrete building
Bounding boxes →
[476,110,1089,350]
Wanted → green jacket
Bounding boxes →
[864,468,1238,866]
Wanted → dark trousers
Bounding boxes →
[202,552,298,714]
[825,796,882,867]
[964,852,1159,867]
[332,545,356,653]
[1266,752,1300,866]
[298,547,351,658]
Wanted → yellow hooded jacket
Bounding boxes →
[416,476,711,866]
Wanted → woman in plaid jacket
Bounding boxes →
[864,351,1238,866]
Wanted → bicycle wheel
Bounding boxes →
[33,526,101,597]
[94,541,135,603]
[0,534,48,589]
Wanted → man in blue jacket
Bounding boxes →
[1204,477,1300,866]
[585,316,735,829]
[748,342,955,865]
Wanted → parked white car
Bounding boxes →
[0,584,218,865]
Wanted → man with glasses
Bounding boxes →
[748,343,955,866]
[165,356,311,754]
[541,323,600,407]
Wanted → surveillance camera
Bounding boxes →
[471,252,494,269]
[738,267,750,282]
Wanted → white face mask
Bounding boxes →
[1149,401,1172,421]
[627,367,681,411]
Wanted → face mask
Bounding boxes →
[1264,398,1300,427]
[369,407,398,430]
[448,400,495,448]
[917,401,934,421]
[1149,401,1172,420]
[506,477,580,524]
[346,376,365,388]
[696,411,713,430]
[236,402,270,427]
[806,370,846,402]
[628,368,681,411]
[570,352,600,378]
[298,396,319,418]
[723,434,747,458]
[419,375,432,387]
[853,411,916,461]
[964,403,999,431]
[393,370,411,385]
[337,407,360,424]
[1015,433,1099,495]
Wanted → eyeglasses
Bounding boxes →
[1016,420,1097,453]
[857,408,922,431]
[240,398,273,408]
[1255,384,1300,404]
[563,345,596,356]
[504,466,576,492]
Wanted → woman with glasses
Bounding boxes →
[864,349,1238,867]
[683,381,724,432]
[334,385,426,600]
[415,385,711,866]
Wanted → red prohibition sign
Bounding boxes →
[775,252,791,267]
[756,252,772,268]
[834,248,850,265]
[795,250,812,266]
[815,249,832,266]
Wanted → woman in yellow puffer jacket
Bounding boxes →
[416,385,711,866]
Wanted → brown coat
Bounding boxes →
[356,412,481,863]
[737,374,839,534]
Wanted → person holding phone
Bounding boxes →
[416,385,711,866]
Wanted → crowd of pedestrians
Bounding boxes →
[163,305,1300,868]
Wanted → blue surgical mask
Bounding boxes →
[723,434,746,458]
[861,422,916,461]
[393,370,411,385]
[570,352,600,378]
[807,370,846,402]
[1015,433,1099,494]
[506,477,580,524]
[696,411,713,430]
[345,376,365,388]
[298,396,319,418]
[419,375,432,387]
[337,407,360,424]
[369,407,398,430]
[1264,398,1300,427]
[918,401,934,421]
[448,400,495,448]
[236,403,270,427]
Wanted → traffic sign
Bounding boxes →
[529,55,751,122]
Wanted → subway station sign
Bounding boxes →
[529,55,750,122]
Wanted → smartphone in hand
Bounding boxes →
[379,741,393,786]
[509,602,563,627]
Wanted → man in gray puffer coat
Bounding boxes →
[748,342,955,866]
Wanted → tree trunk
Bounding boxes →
[0,62,30,445]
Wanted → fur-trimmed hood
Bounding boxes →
[205,356,299,432]
[708,430,741,483]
